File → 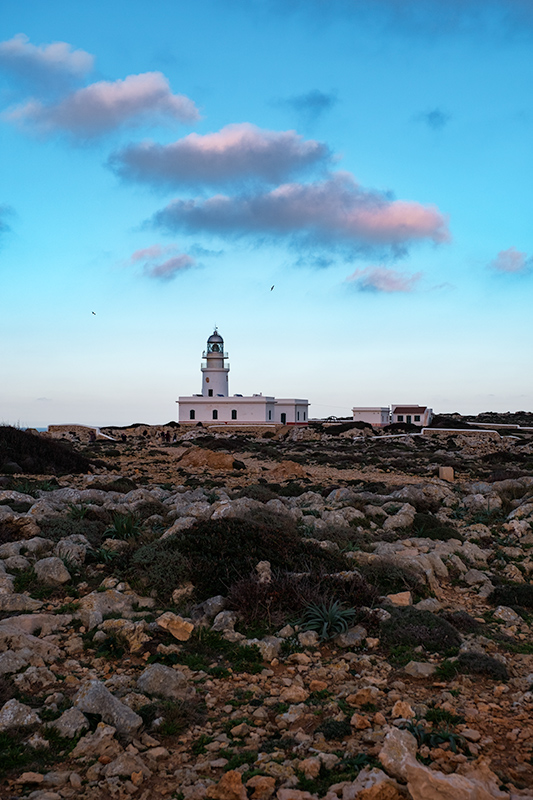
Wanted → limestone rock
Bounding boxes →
[33,557,71,586]
[179,447,236,471]
[0,699,41,731]
[78,588,152,630]
[136,663,195,701]
[102,752,152,778]
[49,708,89,738]
[212,610,238,632]
[13,666,57,692]
[379,728,418,781]
[0,649,31,675]
[72,722,123,759]
[99,618,151,653]
[279,684,309,703]
[334,624,367,647]
[386,591,412,607]
[383,504,416,531]
[403,661,436,678]
[0,592,43,613]
[156,611,194,641]
[74,680,142,739]
[246,774,276,799]
[54,535,89,566]
[206,769,248,800]
[268,460,308,481]
[342,766,407,800]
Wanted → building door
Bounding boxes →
[280,413,286,424]
[406,415,412,424]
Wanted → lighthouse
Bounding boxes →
[177,329,309,425]
[201,329,229,397]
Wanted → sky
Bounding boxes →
[1,0,533,427]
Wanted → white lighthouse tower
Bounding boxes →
[201,329,229,397]
[177,328,309,424]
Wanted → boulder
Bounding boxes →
[334,625,367,648]
[72,722,123,759]
[78,589,154,630]
[102,752,152,779]
[136,663,195,701]
[33,557,71,586]
[0,699,41,731]
[49,708,89,739]
[53,535,89,566]
[99,619,151,653]
[0,594,43,612]
[73,680,142,740]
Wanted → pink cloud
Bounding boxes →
[144,254,195,280]
[153,171,449,252]
[490,247,531,273]
[125,245,196,280]
[128,244,176,264]
[109,123,330,186]
[0,33,93,93]
[346,266,422,292]
[6,72,199,138]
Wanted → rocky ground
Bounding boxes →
[1,420,533,799]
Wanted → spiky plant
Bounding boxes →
[104,512,141,540]
[298,600,356,641]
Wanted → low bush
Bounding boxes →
[138,698,203,736]
[489,583,533,609]
[317,718,352,740]
[40,516,105,547]
[440,610,483,633]
[358,559,426,597]
[437,652,508,681]
[0,426,92,475]
[411,513,463,542]
[126,537,189,601]
[380,608,462,655]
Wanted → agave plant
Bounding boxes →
[104,512,142,540]
[298,600,356,641]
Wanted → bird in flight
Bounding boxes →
[270,285,275,291]
[92,311,96,315]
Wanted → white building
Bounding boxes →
[177,330,309,425]
[391,405,433,426]
[352,407,390,426]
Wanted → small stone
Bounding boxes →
[391,700,415,719]
[299,757,321,778]
[297,631,319,648]
[136,662,195,701]
[351,713,372,729]
[17,772,44,784]
[206,769,248,800]
[404,661,437,678]
[246,774,276,800]
[156,611,194,641]
[439,466,454,482]
[279,685,309,703]
[386,591,412,607]
[48,707,89,739]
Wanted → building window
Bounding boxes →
[231,409,237,420]
[414,415,420,422]
[397,415,404,422]
[268,410,272,420]
[212,410,218,420]
[208,389,213,397]
[304,412,306,420]
[297,411,300,421]
[189,410,195,420]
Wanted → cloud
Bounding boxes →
[126,244,196,280]
[489,247,533,273]
[276,89,338,125]
[152,171,450,255]
[346,265,422,292]
[109,123,330,188]
[0,33,93,95]
[415,108,451,130]
[5,72,199,139]
[265,0,533,37]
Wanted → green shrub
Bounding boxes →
[381,608,461,655]
[40,516,105,547]
[411,513,463,542]
[457,651,508,681]
[316,718,352,741]
[359,559,426,597]
[489,583,533,609]
[127,537,189,601]
[138,698,203,736]
[0,426,91,476]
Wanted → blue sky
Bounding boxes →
[1,0,532,426]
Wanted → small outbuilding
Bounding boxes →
[352,407,390,427]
